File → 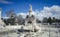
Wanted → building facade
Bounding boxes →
[0,8,5,26]
[25,5,36,25]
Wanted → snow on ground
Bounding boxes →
[0,27,60,37]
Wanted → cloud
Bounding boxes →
[17,12,28,18]
[0,0,13,4]
[3,16,9,19]
[17,5,60,20]
[42,5,60,18]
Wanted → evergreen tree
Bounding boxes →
[47,17,52,24]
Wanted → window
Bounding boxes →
[28,21,32,24]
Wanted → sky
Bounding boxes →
[0,0,60,20]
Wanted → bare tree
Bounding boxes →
[6,9,16,25]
